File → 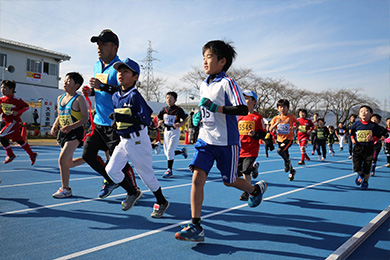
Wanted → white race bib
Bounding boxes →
[163,114,175,126]
[277,123,290,135]
[200,106,215,127]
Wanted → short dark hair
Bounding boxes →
[1,80,16,93]
[66,72,84,89]
[329,125,334,130]
[166,91,177,100]
[359,105,373,114]
[277,99,290,109]
[202,40,236,72]
[371,113,382,122]
[350,114,356,118]
[317,118,325,123]
[298,108,308,116]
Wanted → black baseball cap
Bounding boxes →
[90,29,119,46]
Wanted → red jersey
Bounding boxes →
[297,117,314,141]
[239,111,266,157]
[0,94,30,124]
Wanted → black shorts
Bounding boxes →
[83,124,120,154]
[352,144,373,175]
[57,127,84,148]
[238,157,256,177]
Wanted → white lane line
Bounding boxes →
[53,172,356,260]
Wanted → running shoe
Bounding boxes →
[175,223,205,242]
[154,141,161,154]
[182,147,188,159]
[122,188,143,211]
[386,163,390,168]
[98,181,119,198]
[30,152,38,165]
[151,200,170,218]
[52,187,72,198]
[4,154,16,164]
[348,155,353,159]
[305,155,311,161]
[361,182,368,190]
[252,161,259,179]
[288,168,296,181]
[355,175,363,186]
[239,191,249,201]
[297,161,305,165]
[162,169,173,178]
[248,180,268,207]
[321,157,325,162]
[311,151,315,155]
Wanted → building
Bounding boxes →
[0,37,70,132]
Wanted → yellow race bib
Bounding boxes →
[1,103,14,115]
[238,121,255,135]
[356,130,372,143]
[95,73,108,84]
[115,108,132,130]
[298,125,307,133]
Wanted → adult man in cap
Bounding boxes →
[82,29,139,202]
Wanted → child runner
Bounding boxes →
[174,40,267,242]
[296,108,314,165]
[157,91,188,178]
[263,129,275,158]
[350,105,381,190]
[335,122,347,151]
[50,72,87,198]
[370,114,389,176]
[0,80,38,165]
[268,99,300,180]
[384,118,390,167]
[105,58,169,217]
[237,90,266,201]
[328,125,336,156]
[310,112,319,155]
[315,118,329,161]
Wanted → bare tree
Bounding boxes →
[137,76,166,102]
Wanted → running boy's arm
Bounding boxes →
[199,97,248,115]
[50,95,61,136]
[12,98,29,116]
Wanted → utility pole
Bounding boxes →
[141,40,159,100]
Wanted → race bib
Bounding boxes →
[1,103,14,115]
[200,106,215,127]
[115,108,133,130]
[163,114,175,126]
[317,130,325,139]
[58,112,72,128]
[95,73,108,84]
[238,121,255,135]
[356,130,372,143]
[277,123,290,135]
[298,125,307,133]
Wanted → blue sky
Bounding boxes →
[1,0,389,107]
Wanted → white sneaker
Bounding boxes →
[52,187,72,198]
[154,141,161,154]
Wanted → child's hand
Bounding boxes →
[367,135,373,142]
[82,86,92,96]
[173,122,180,129]
[248,130,255,137]
[199,97,219,113]
[60,125,73,134]
[11,111,18,116]
[50,127,57,136]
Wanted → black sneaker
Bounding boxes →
[288,168,296,181]
[252,161,259,179]
[151,200,170,218]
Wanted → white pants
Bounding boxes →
[163,127,181,160]
[338,135,345,148]
[106,127,161,192]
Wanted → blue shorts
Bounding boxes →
[189,138,239,183]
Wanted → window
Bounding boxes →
[27,59,42,73]
[43,62,58,76]
[0,53,6,67]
